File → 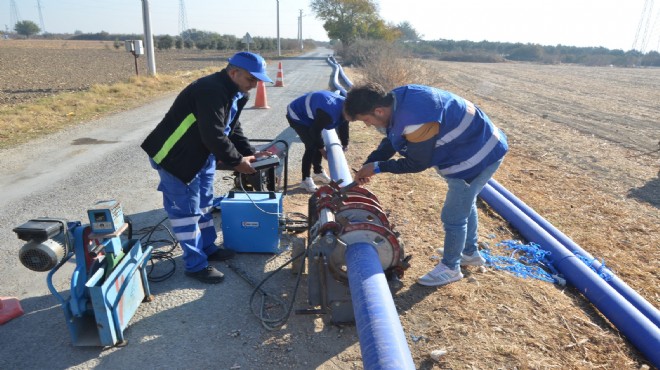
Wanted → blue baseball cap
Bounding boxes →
[228,52,273,83]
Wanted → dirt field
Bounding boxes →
[0,40,237,105]
[1,40,658,369]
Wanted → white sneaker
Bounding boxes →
[313,170,331,183]
[301,177,318,192]
[435,248,487,267]
[417,262,463,287]
[461,250,486,266]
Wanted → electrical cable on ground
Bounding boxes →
[131,216,178,282]
[214,170,310,329]
[225,246,307,331]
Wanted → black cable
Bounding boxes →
[284,212,308,234]
[132,216,178,282]
[225,163,309,329]
[228,246,307,331]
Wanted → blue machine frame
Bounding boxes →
[46,222,152,346]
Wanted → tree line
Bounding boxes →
[309,0,660,67]
[7,2,660,68]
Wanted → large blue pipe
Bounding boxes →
[322,129,353,187]
[326,56,352,95]
[479,183,660,366]
[346,242,416,370]
[487,179,660,328]
[323,120,415,369]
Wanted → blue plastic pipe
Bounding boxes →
[322,129,353,186]
[479,183,660,367]
[487,179,660,328]
[326,57,347,96]
[322,119,414,369]
[346,242,416,370]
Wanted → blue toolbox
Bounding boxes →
[220,191,283,253]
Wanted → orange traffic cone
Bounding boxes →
[0,297,24,325]
[274,62,284,87]
[252,80,270,109]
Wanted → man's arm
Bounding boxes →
[194,90,245,166]
[229,120,256,156]
[372,122,439,174]
[364,137,397,164]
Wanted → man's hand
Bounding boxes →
[233,156,257,174]
[355,163,376,185]
[254,150,272,159]
[319,147,327,159]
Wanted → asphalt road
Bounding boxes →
[0,47,358,369]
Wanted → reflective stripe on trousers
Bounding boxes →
[150,155,219,272]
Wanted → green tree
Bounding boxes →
[156,35,174,50]
[507,44,544,62]
[14,20,41,38]
[310,0,392,47]
[396,21,421,41]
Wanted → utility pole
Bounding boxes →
[141,0,157,76]
[276,0,281,56]
[298,9,304,51]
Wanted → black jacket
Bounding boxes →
[141,69,255,183]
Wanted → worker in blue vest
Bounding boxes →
[286,90,349,192]
[344,82,508,287]
[141,52,273,284]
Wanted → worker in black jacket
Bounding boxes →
[141,52,273,284]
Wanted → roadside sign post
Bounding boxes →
[124,40,144,76]
[242,32,253,52]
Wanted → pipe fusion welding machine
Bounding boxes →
[301,181,411,324]
[12,200,152,347]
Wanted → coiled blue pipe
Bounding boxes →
[487,179,660,328]
[346,242,416,370]
[479,183,660,367]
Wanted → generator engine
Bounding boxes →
[12,200,152,347]
[302,181,410,323]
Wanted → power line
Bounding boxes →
[10,0,22,29]
[178,0,190,41]
[36,0,46,33]
[632,0,655,52]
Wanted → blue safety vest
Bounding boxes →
[388,85,508,180]
[287,90,345,129]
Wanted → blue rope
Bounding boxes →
[575,253,614,281]
[481,240,561,284]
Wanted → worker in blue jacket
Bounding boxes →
[141,52,273,284]
[344,82,508,287]
[286,90,349,192]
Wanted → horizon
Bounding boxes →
[1,0,658,52]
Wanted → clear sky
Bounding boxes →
[1,0,658,52]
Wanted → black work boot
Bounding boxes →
[185,266,224,284]
[207,248,236,261]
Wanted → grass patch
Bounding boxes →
[0,68,215,149]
